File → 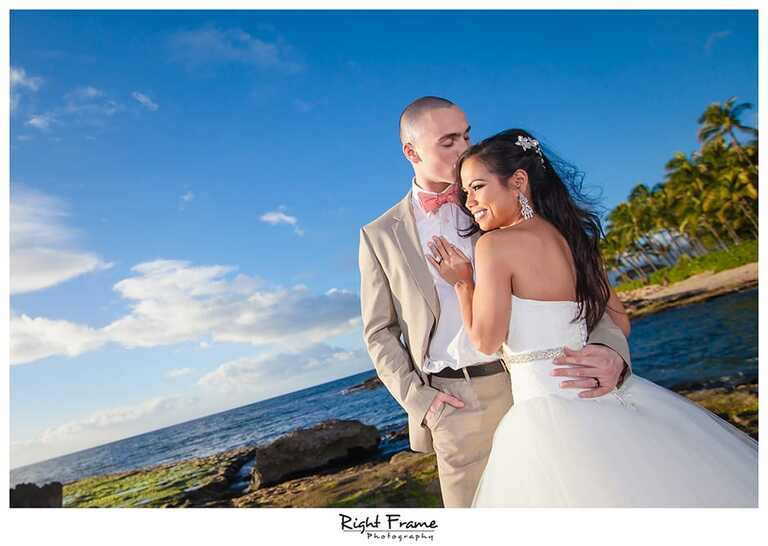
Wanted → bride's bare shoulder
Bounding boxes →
[476,226,532,259]
[478,221,564,268]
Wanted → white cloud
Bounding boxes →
[10,259,361,365]
[25,113,55,130]
[42,396,196,442]
[74,85,103,99]
[16,83,121,132]
[260,210,297,226]
[131,91,159,111]
[10,66,42,114]
[169,26,303,74]
[166,367,193,378]
[260,208,304,236]
[10,185,112,295]
[11,395,201,468]
[10,313,106,365]
[104,260,358,348]
[178,191,195,210]
[705,30,731,53]
[325,288,353,296]
[11,66,42,91]
[13,247,109,294]
[199,343,371,394]
[63,86,122,122]
[116,260,240,300]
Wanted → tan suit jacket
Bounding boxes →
[358,191,631,454]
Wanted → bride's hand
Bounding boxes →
[426,236,473,286]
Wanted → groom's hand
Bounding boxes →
[423,392,465,428]
[551,345,626,399]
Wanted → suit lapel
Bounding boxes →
[392,192,440,320]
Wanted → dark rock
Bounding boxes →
[342,375,383,394]
[384,425,409,442]
[10,482,63,508]
[250,419,380,489]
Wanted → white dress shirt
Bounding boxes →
[411,179,499,373]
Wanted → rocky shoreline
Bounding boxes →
[12,381,757,508]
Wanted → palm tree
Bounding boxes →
[599,233,628,284]
[650,183,697,260]
[697,96,758,166]
[664,151,729,252]
[606,203,651,281]
[701,137,758,241]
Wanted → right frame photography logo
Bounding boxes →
[338,512,438,541]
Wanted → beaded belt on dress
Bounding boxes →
[501,346,565,364]
[501,320,589,365]
[502,344,638,410]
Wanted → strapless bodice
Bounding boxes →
[501,296,588,403]
[447,295,590,403]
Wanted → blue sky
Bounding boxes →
[9,10,758,467]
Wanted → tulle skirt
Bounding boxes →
[472,376,758,507]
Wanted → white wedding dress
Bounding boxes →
[448,295,758,507]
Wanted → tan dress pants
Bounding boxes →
[426,369,514,508]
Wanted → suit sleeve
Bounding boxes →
[359,227,438,427]
[587,311,633,382]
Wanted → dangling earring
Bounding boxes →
[519,193,535,220]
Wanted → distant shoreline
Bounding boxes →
[618,263,757,319]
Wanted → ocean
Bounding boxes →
[10,287,758,488]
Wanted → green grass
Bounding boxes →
[616,239,757,292]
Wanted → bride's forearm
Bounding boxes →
[455,279,504,355]
[454,279,476,334]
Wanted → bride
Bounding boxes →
[426,129,757,507]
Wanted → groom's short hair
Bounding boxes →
[399,96,455,144]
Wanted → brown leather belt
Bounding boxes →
[431,359,506,379]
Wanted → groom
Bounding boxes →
[358,96,631,508]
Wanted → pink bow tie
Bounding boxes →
[418,185,460,214]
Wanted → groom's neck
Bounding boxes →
[414,174,452,194]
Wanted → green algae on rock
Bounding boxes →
[63,447,255,508]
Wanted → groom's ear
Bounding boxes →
[403,142,421,163]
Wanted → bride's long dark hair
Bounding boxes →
[455,128,610,332]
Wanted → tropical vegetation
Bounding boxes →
[601,96,758,289]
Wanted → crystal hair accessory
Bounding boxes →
[515,135,546,167]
